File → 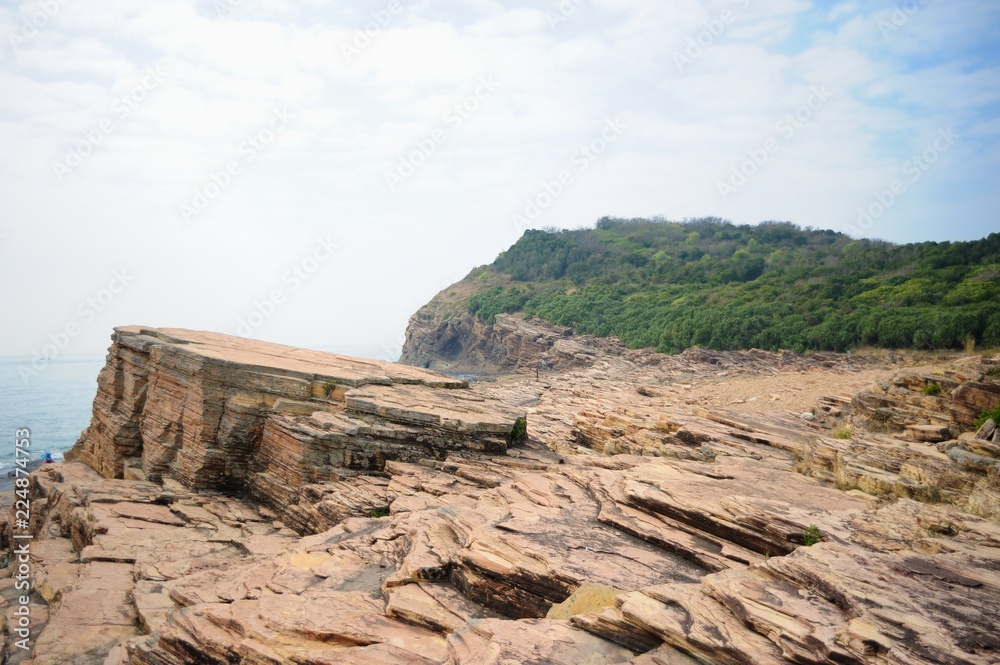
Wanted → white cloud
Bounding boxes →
[0,0,998,357]
[828,2,860,22]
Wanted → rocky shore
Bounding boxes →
[2,324,999,663]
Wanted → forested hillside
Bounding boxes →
[465,218,1000,353]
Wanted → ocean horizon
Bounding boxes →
[0,357,105,470]
[0,342,401,471]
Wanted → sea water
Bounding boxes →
[0,344,400,472]
[0,357,105,471]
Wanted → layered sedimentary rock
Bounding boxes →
[402,307,881,378]
[401,309,596,373]
[399,279,898,376]
[850,355,1000,433]
[9,414,1000,664]
[801,356,1000,515]
[65,327,526,529]
[4,328,1000,664]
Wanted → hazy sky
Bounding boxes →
[1,0,998,369]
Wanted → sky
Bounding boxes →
[1,0,998,370]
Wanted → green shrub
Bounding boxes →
[975,405,1000,429]
[802,525,822,546]
[509,417,528,444]
[923,383,942,396]
[462,220,1000,354]
[468,286,533,324]
[833,428,852,440]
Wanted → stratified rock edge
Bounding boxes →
[1,325,998,665]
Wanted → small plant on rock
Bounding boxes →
[922,383,941,396]
[833,427,852,440]
[509,417,528,443]
[975,405,1000,429]
[802,524,822,546]
[794,440,815,476]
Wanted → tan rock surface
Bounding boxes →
[4,327,1000,664]
[65,326,525,532]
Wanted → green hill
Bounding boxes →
[464,217,1000,353]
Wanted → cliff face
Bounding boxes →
[398,278,600,374]
[399,286,883,376]
[5,327,1000,665]
[401,309,597,373]
[66,326,526,531]
[401,303,883,382]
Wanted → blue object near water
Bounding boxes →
[0,358,103,471]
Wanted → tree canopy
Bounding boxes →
[466,218,1000,353]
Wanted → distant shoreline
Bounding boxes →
[0,356,106,364]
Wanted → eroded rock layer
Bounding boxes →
[401,306,882,377]
[3,328,1000,664]
[64,327,526,529]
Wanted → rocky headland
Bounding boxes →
[3,322,1000,664]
